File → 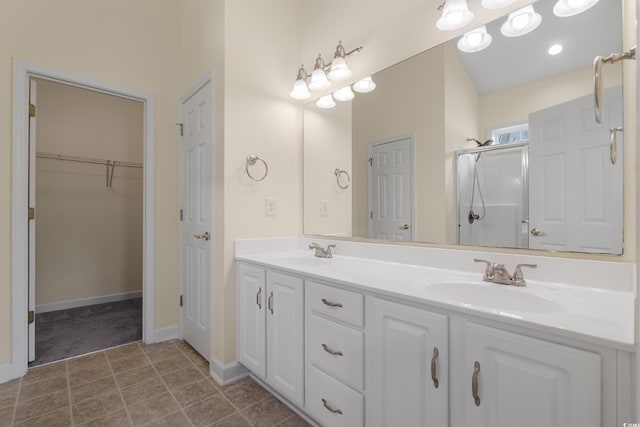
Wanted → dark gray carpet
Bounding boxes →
[30,297,142,367]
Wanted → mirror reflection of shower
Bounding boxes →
[457,143,528,249]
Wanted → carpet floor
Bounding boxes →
[29,297,142,367]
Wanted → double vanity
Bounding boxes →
[235,237,635,427]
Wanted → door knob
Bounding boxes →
[194,231,210,241]
[401,224,409,230]
[530,228,542,236]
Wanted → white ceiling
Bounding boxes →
[456,0,622,95]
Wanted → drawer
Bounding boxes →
[307,366,364,427]
[306,281,364,327]
[308,313,364,390]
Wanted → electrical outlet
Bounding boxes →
[320,200,329,217]
[265,198,276,216]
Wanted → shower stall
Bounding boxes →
[457,143,528,249]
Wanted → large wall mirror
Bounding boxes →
[303,0,627,254]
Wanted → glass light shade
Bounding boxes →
[327,57,352,81]
[436,0,474,31]
[289,79,311,100]
[553,0,599,17]
[308,69,331,91]
[352,76,376,93]
[548,44,563,55]
[500,5,541,37]
[481,0,517,9]
[333,86,355,102]
[316,95,336,109]
[457,26,493,53]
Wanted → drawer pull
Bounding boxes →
[472,361,481,407]
[268,292,274,314]
[321,398,344,415]
[431,347,439,388]
[321,298,343,308]
[256,288,262,309]
[322,343,343,357]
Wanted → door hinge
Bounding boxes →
[28,310,35,324]
[29,103,36,118]
[28,207,35,221]
[370,211,373,219]
[179,209,183,221]
[176,123,183,137]
[180,295,183,307]
[368,157,373,166]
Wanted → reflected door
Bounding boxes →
[528,87,623,253]
[369,137,413,240]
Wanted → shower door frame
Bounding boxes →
[455,142,529,248]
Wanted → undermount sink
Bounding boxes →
[423,282,564,314]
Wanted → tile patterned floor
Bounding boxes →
[0,340,312,427]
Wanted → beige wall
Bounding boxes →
[0,0,180,365]
[304,102,352,236]
[34,79,143,307]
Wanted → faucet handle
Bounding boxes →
[326,244,336,258]
[513,263,537,281]
[474,258,494,279]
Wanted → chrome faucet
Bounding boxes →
[474,258,537,287]
[309,243,336,258]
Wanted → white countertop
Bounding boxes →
[236,247,636,351]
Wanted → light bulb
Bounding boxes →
[501,6,541,37]
[553,0,599,17]
[316,95,336,109]
[436,0,474,31]
[457,26,492,53]
[327,57,352,81]
[353,76,376,93]
[289,79,310,100]
[446,10,464,25]
[308,69,331,91]
[467,32,483,47]
[333,86,354,102]
[548,44,563,55]
[511,12,530,30]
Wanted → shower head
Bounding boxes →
[468,210,480,224]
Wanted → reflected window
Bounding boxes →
[490,122,529,144]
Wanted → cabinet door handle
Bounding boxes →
[322,344,343,357]
[472,361,481,406]
[321,298,343,308]
[256,288,262,309]
[431,347,439,388]
[321,398,343,415]
[268,292,273,314]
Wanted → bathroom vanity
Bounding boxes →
[236,238,635,427]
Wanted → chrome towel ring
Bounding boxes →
[335,168,350,189]
[593,46,636,123]
[246,155,268,181]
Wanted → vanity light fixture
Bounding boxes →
[553,0,599,17]
[548,44,563,55]
[457,26,493,53]
[289,65,311,100]
[316,95,336,109]
[333,86,355,102]
[308,54,331,91]
[436,0,474,31]
[481,0,518,10]
[352,76,376,93]
[500,5,542,37]
[289,41,363,100]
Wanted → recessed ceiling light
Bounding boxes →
[500,5,542,37]
[436,0,474,31]
[553,0,600,17]
[548,44,563,55]
[457,26,493,53]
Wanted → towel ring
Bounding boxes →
[335,168,350,189]
[246,155,268,181]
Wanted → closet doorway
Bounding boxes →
[28,78,144,366]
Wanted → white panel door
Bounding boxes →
[28,79,37,362]
[369,137,413,240]
[266,271,304,406]
[451,321,601,427]
[367,297,448,427]
[180,80,212,359]
[528,87,623,253]
[237,263,266,378]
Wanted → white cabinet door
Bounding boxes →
[451,321,601,427]
[367,297,448,427]
[237,263,266,379]
[267,271,305,406]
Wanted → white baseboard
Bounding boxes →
[209,355,249,386]
[154,326,178,343]
[35,291,142,313]
[0,363,16,385]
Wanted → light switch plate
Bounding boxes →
[265,198,276,216]
[320,200,329,217]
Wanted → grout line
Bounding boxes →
[65,360,74,427]
[105,347,136,427]
[140,341,196,427]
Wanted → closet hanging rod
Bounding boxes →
[36,152,143,169]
